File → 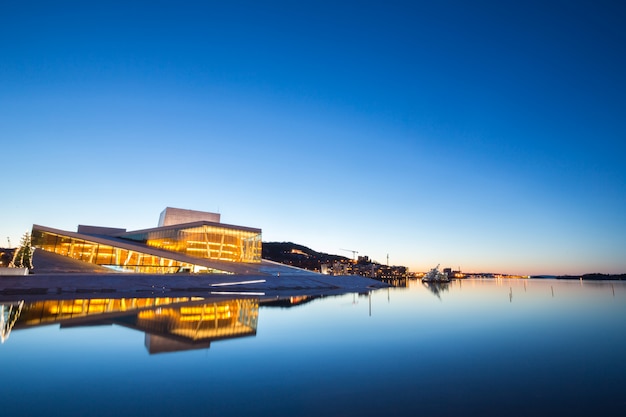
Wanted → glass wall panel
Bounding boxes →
[32,230,58,252]
[56,235,71,256]
[125,251,140,267]
[95,245,114,264]
[31,227,234,274]
[127,224,262,264]
[69,238,82,259]
[82,242,98,263]
[112,248,124,266]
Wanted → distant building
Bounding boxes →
[31,207,262,274]
[158,207,221,227]
[332,261,351,276]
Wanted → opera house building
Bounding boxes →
[31,208,263,275]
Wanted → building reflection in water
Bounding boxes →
[261,295,321,308]
[377,277,408,288]
[1,296,258,354]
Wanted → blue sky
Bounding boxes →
[1,0,625,274]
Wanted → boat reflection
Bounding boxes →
[421,281,450,299]
[1,296,258,354]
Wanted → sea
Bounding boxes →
[1,278,625,416]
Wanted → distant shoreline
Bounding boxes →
[531,273,626,281]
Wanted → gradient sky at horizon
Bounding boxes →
[1,0,625,275]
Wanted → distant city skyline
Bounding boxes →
[1,1,625,275]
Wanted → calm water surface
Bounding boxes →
[1,278,625,416]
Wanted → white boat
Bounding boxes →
[421,264,450,283]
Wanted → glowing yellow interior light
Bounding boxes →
[180,315,203,321]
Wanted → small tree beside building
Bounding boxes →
[9,232,34,270]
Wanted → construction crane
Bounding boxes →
[340,248,359,262]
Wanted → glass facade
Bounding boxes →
[31,227,232,274]
[122,224,262,264]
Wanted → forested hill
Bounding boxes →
[262,242,349,271]
[556,273,626,280]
